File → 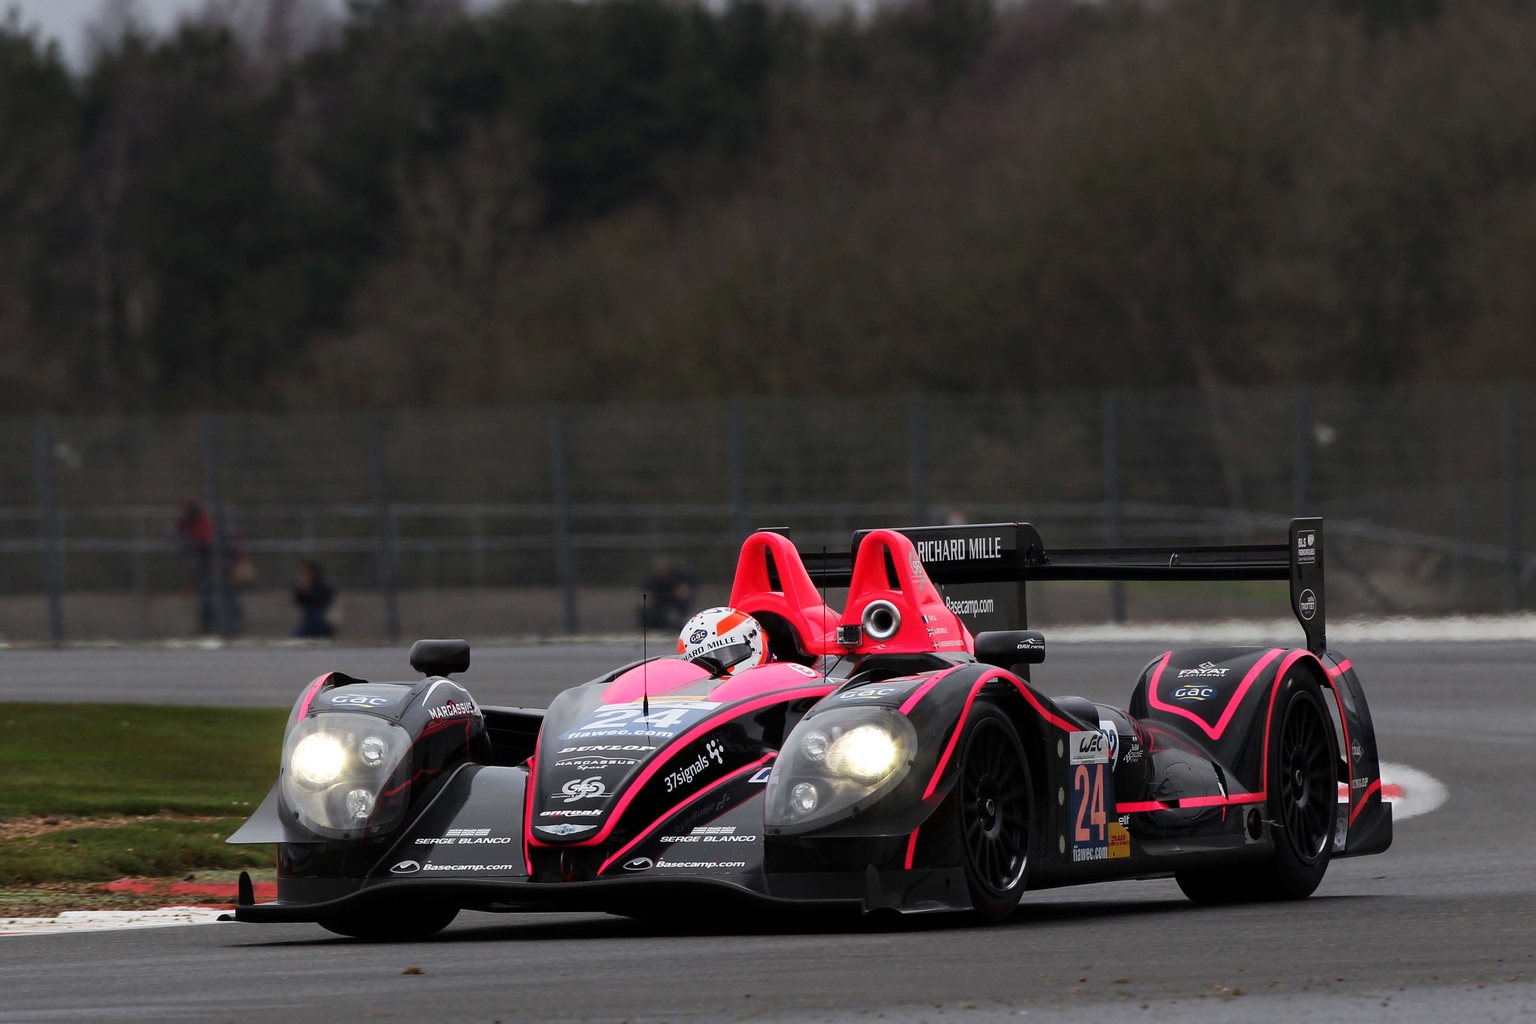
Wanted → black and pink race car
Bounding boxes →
[229,518,1390,938]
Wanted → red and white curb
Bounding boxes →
[1338,760,1447,822]
[0,906,229,937]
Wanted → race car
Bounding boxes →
[229,517,1391,938]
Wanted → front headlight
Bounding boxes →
[280,713,413,838]
[291,732,347,786]
[765,707,917,832]
[826,724,902,783]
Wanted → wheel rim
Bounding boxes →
[1277,693,1333,862]
[959,719,1029,896]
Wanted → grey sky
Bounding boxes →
[4,0,531,66]
[5,0,359,65]
[8,0,210,61]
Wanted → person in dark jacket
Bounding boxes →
[638,558,698,631]
[293,560,337,638]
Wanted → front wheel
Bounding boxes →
[1176,674,1337,904]
[317,901,459,941]
[955,697,1033,922]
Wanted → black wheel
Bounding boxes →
[1176,674,1337,904]
[955,698,1033,922]
[317,901,459,941]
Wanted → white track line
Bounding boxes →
[1337,761,1448,822]
[0,907,228,937]
[1378,761,1448,822]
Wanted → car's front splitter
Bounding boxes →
[232,865,970,924]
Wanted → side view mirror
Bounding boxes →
[974,630,1045,668]
[409,638,471,677]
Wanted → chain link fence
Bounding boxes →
[1,385,1531,643]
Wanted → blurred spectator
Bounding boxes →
[173,497,248,635]
[174,498,218,633]
[638,558,698,630]
[293,560,338,638]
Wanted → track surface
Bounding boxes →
[1,640,1532,1023]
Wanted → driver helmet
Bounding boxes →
[678,607,768,676]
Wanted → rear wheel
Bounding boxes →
[317,901,459,941]
[1176,675,1336,904]
[955,698,1033,922]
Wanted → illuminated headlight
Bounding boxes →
[292,733,346,786]
[765,706,917,832]
[280,713,412,838]
[826,724,900,783]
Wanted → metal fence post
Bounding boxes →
[1503,384,1522,611]
[369,416,401,643]
[909,394,929,526]
[1292,387,1314,513]
[728,399,749,541]
[1102,391,1126,623]
[34,416,65,646]
[1452,488,1467,607]
[549,406,578,635]
[201,413,231,638]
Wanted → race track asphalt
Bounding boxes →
[0,640,1532,1023]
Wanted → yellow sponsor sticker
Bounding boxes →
[1108,822,1130,859]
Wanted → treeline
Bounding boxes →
[5,0,1534,412]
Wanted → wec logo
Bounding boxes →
[1069,730,1109,765]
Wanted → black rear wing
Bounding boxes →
[796,517,1326,655]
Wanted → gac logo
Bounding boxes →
[1173,685,1217,702]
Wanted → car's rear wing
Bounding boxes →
[794,517,1326,655]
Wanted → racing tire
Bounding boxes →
[955,697,1033,922]
[1176,674,1337,904]
[317,901,459,941]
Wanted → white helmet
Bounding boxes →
[678,607,768,676]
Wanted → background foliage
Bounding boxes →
[0,0,1525,412]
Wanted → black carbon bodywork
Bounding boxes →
[231,518,1391,929]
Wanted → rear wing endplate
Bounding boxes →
[795,517,1326,654]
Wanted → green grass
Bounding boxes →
[0,704,286,884]
[0,819,270,883]
[0,704,287,819]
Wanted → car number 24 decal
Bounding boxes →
[561,702,720,739]
[1070,763,1109,862]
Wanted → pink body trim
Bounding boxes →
[1147,648,1283,741]
[296,672,333,721]
[527,684,835,849]
[596,754,776,875]
[1349,778,1383,827]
